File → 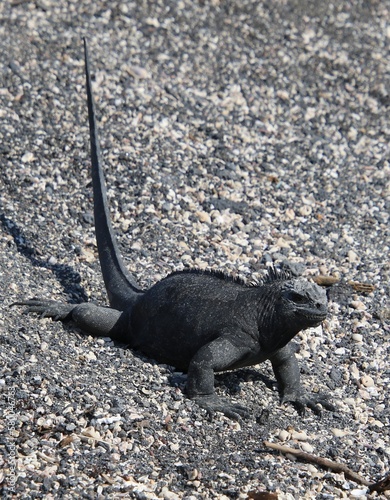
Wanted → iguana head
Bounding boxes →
[278,277,328,329]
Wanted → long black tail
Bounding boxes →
[83,38,143,310]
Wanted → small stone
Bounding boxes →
[160,487,181,500]
[350,300,366,311]
[352,333,363,342]
[121,220,131,232]
[252,238,263,249]
[347,250,359,263]
[304,107,316,121]
[300,442,314,453]
[356,411,369,425]
[48,256,57,265]
[81,427,101,440]
[196,211,211,224]
[343,234,354,244]
[85,351,97,362]
[278,429,290,441]
[291,431,308,441]
[285,208,295,220]
[275,237,291,249]
[81,248,95,263]
[347,128,358,141]
[369,419,384,428]
[350,489,368,498]
[187,469,198,480]
[299,205,312,216]
[350,364,360,379]
[360,375,375,388]
[178,241,190,252]
[331,428,349,437]
[21,151,34,162]
[125,65,150,79]
[358,389,371,400]
[162,202,173,212]
[145,17,160,27]
[276,90,289,101]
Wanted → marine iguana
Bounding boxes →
[14,39,334,420]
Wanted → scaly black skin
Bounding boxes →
[13,40,335,420]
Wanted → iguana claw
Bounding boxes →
[11,299,74,321]
[194,395,251,421]
[282,392,336,416]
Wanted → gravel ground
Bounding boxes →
[0,0,389,498]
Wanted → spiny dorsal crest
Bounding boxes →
[261,266,293,285]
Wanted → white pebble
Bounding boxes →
[196,211,211,224]
[291,431,308,441]
[350,488,368,498]
[351,301,366,311]
[278,429,291,441]
[304,107,316,120]
[343,234,354,244]
[347,250,359,263]
[300,442,314,453]
[160,487,181,500]
[331,428,349,437]
[21,151,35,162]
[360,375,375,388]
[299,205,312,216]
[85,351,97,361]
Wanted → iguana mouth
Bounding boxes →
[300,311,327,323]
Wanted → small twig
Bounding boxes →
[263,441,369,486]
[263,441,390,493]
[369,473,390,493]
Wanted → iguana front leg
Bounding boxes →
[270,343,335,415]
[12,299,127,340]
[186,336,253,420]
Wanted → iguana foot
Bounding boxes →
[11,299,74,321]
[193,394,250,420]
[281,392,336,416]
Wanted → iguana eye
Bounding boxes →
[290,292,307,304]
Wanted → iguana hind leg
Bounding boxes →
[12,299,129,341]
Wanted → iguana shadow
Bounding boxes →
[168,366,276,394]
[1,211,88,303]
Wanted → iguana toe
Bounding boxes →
[11,299,74,321]
[194,395,250,420]
[281,392,335,416]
